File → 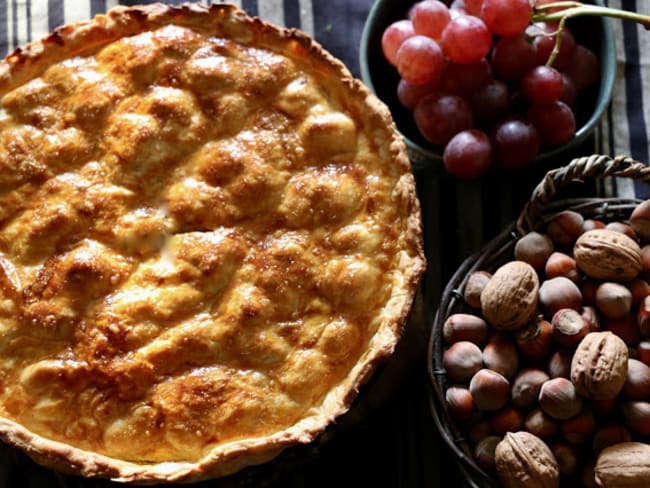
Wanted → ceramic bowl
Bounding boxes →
[360,0,616,171]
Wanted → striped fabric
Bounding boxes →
[599,0,650,198]
[0,0,371,78]
[0,2,647,487]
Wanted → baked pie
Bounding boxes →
[0,2,425,483]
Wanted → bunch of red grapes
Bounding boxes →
[381,0,600,179]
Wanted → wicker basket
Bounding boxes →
[427,154,650,487]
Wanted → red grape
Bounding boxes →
[414,93,474,146]
[527,100,576,146]
[382,20,415,66]
[493,118,540,168]
[481,0,532,36]
[397,78,440,110]
[522,65,563,105]
[411,0,451,41]
[564,44,600,90]
[449,0,467,15]
[378,0,600,177]
[471,79,509,124]
[407,4,417,20]
[531,22,576,70]
[441,15,492,64]
[464,0,483,16]
[440,59,493,98]
[396,35,445,85]
[443,129,493,179]
[490,33,537,81]
[560,73,577,107]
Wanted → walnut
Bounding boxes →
[595,442,650,487]
[495,431,560,488]
[570,331,629,400]
[574,229,642,282]
[480,261,539,331]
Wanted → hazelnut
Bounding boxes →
[474,435,501,472]
[638,295,650,338]
[622,400,650,436]
[583,219,605,232]
[628,278,650,306]
[446,385,475,422]
[642,244,650,279]
[514,231,554,272]
[605,221,637,241]
[511,368,550,409]
[551,308,589,347]
[464,271,492,309]
[580,305,601,332]
[560,409,595,444]
[580,278,599,306]
[548,349,573,379]
[539,276,582,317]
[538,377,583,420]
[469,368,510,412]
[443,341,483,383]
[622,358,650,399]
[468,418,493,444]
[589,397,618,417]
[581,460,599,488]
[592,424,631,455]
[495,431,560,488]
[571,331,629,400]
[515,318,553,360]
[524,408,558,439]
[595,282,633,319]
[545,251,580,283]
[637,340,650,366]
[490,406,524,434]
[551,441,579,476]
[630,198,650,241]
[443,313,489,345]
[546,210,584,247]
[604,314,641,347]
[483,336,519,379]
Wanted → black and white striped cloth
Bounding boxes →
[599,0,650,198]
[0,0,372,78]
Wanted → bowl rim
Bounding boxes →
[359,0,617,170]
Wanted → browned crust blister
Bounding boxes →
[0,2,425,484]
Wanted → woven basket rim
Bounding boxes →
[426,154,649,486]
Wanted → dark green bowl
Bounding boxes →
[360,0,616,171]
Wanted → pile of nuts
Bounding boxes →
[442,200,650,487]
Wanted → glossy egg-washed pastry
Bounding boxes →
[0,2,425,483]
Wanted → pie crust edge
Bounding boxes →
[0,2,426,483]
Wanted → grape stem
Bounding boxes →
[532,2,650,67]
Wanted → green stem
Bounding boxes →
[534,1,583,11]
[532,2,650,67]
[546,15,568,67]
[532,4,650,30]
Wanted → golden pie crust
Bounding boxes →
[0,2,425,483]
